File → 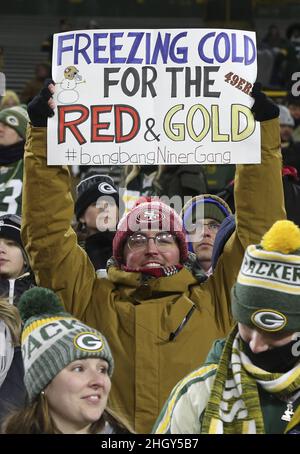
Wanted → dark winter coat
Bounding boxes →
[0,347,26,425]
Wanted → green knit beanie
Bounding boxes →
[232,220,300,332]
[19,287,114,402]
[0,105,29,139]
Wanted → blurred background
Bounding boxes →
[0,0,300,102]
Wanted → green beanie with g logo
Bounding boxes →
[232,220,300,332]
[0,105,29,139]
[19,287,114,402]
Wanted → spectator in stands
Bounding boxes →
[203,164,235,196]
[0,91,20,110]
[85,19,99,29]
[260,24,290,87]
[278,105,300,226]
[75,171,119,274]
[286,23,300,61]
[284,23,300,88]
[41,18,72,64]
[21,81,284,433]
[122,164,208,211]
[0,297,25,426]
[2,287,131,434]
[0,105,29,215]
[287,95,300,143]
[20,62,51,105]
[279,104,300,174]
[181,194,232,277]
[280,104,296,146]
[262,24,286,49]
[0,214,35,306]
[210,103,300,226]
[0,46,4,73]
[76,164,122,187]
[153,220,300,434]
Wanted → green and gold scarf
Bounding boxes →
[201,326,300,434]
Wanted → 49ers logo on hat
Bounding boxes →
[98,182,117,194]
[136,209,165,223]
[73,332,104,352]
[251,309,287,332]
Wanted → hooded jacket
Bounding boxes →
[21,118,285,433]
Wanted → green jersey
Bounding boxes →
[0,160,23,215]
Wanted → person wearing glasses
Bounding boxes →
[20,81,284,433]
[181,194,232,277]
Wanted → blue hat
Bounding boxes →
[181,194,232,252]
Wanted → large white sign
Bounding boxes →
[48,28,259,166]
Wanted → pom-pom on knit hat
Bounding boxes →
[0,105,29,140]
[231,220,300,332]
[112,197,188,264]
[19,287,114,402]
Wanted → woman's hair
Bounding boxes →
[2,393,109,434]
[0,90,20,110]
[0,298,22,346]
[2,398,133,434]
[104,407,134,434]
[2,393,54,434]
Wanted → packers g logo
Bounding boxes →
[73,332,104,352]
[251,309,287,332]
[6,115,19,127]
[98,182,117,194]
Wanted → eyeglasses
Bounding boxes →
[127,232,177,251]
[193,221,221,233]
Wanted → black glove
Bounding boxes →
[251,82,279,122]
[27,78,55,127]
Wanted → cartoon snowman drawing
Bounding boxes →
[57,66,85,104]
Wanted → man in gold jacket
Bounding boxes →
[21,82,285,433]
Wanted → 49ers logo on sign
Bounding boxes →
[136,209,165,223]
[251,309,287,332]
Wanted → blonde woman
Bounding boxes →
[2,287,132,434]
[0,90,20,110]
[0,298,25,425]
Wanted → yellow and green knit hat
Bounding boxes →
[19,287,114,402]
[231,220,300,332]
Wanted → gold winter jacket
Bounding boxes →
[22,118,285,433]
